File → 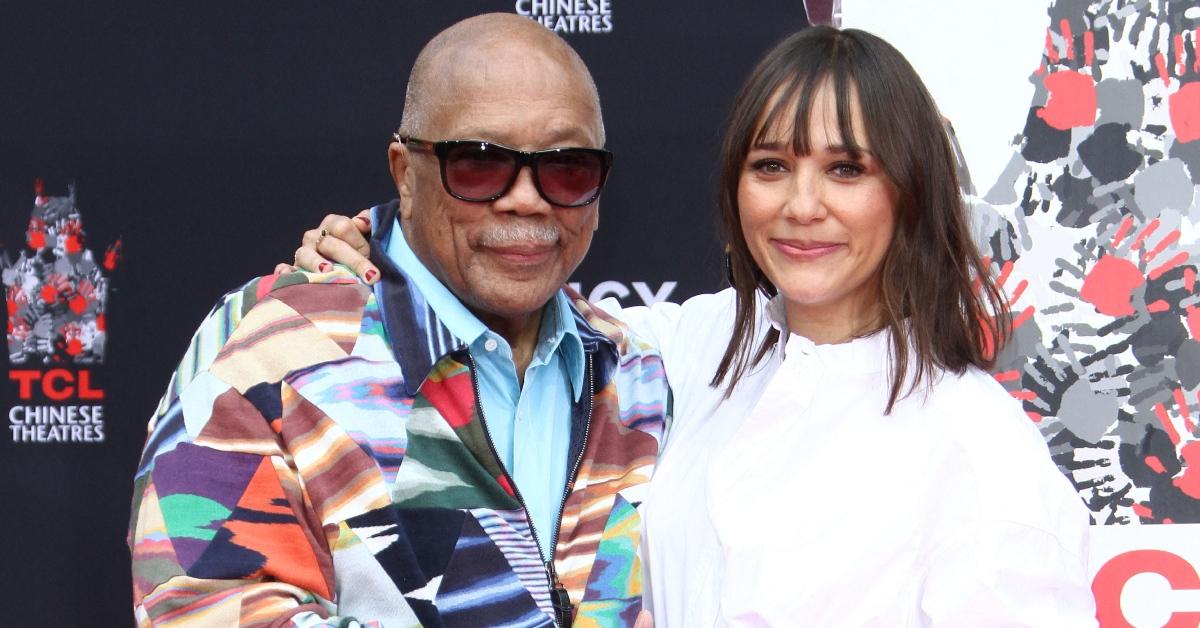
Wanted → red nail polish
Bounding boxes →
[365,269,378,283]
[318,262,331,272]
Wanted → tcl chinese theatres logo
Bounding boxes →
[5,181,115,444]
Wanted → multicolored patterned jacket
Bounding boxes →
[129,202,669,627]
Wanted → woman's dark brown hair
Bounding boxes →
[710,26,1009,412]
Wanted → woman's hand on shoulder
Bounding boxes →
[274,209,378,284]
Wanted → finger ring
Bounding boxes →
[315,228,327,248]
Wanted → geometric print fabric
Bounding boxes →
[130,214,669,627]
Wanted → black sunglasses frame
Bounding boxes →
[396,134,614,208]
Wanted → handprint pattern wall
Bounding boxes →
[973,0,1200,525]
[2,181,119,365]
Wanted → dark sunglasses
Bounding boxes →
[395,133,613,208]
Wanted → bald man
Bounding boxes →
[129,14,668,627]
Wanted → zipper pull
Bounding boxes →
[548,562,573,627]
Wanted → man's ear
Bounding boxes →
[389,141,415,221]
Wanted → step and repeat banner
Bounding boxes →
[1,0,1196,625]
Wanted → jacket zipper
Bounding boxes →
[464,352,594,627]
[547,352,594,627]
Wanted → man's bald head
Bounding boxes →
[398,13,604,143]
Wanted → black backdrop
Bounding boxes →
[0,2,808,624]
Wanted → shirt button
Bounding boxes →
[484,338,499,352]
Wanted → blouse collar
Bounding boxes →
[764,293,890,374]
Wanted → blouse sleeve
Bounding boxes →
[918,518,1097,627]
[916,368,1099,627]
[919,371,1098,627]
[594,288,740,397]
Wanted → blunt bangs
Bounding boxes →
[746,39,867,162]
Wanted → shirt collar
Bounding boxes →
[384,217,584,401]
[764,292,793,352]
[542,285,586,401]
[765,291,893,370]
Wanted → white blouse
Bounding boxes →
[601,289,1096,627]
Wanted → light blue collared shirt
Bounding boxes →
[385,219,584,560]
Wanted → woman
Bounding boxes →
[288,26,1095,627]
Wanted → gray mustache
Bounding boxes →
[479,223,560,247]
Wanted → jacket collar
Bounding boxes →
[369,200,462,396]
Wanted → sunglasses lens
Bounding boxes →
[538,151,606,207]
[443,143,516,200]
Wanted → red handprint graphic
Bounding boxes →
[969,0,1200,524]
[1,181,120,364]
